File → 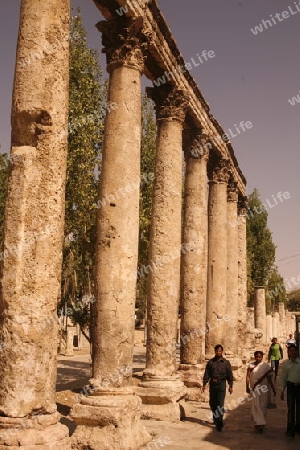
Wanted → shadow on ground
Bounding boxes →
[57,359,91,392]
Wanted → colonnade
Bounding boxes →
[0,2,247,449]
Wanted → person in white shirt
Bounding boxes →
[246,350,276,433]
[286,334,297,357]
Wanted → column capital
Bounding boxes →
[209,159,231,184]
[238,195,249,215]
[97,17,145,73]
[146,85,189,123]
[227,180,238,203]
[183,128,211,160]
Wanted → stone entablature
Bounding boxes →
[93,0,246,196]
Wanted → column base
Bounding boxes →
[64,327,76,356]
[225,356,244,381]
[0,412,70,450]
[178,363,206,401]
[136,375,187,422]
[70,387,151,450]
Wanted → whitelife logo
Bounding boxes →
[250,2,300,35]
[288,90,300,106]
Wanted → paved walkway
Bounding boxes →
[56,347,299,449]
[142,373,295,450]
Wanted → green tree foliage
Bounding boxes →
[0,151,9,266]
[287,288,300,311]
[61,11,105,339]
[266,266,286,313]
[136,95,156,324]
[247,188,276,304]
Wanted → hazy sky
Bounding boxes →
[1,1,299,287]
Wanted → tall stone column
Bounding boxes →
[179,129,209,399]
[272,313,278,338]
[274,312,280,338]
[71,18,150,450]
[254,286,267,342]
[224,182,243,377]
[225,181,239,356]
[266,314,273,342]
[237,197,248,360]
[247,307,255,331]
[137,85,189,422]
[0,1,70,449]
[278,302,285,337]
[245,307,255,352]
[206,159,231,357]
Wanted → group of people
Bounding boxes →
[202,335,300,437]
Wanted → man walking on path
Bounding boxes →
[281,344,300,437]
[268,337,283,381]
[202,344,233,431]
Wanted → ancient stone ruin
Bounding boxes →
[0,0,296,449]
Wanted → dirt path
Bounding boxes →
[56,348,299,449]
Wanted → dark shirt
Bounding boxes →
[203,356,234,387]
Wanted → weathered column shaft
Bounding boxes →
[206,160,230,356]
[145,86,189,377]
[71,18,151,450]
[246,307,255,331]
[180,131,209,364]
[137,86,188,423]
[0,1,70,448]
[266,314,273,342]
[286,313,296,337]
[274,312,280,338]
[237,197,248,358]
[254,286,267,341]
[0,0,69,417]
[271,314,277,338]
[278,302,285,337]
[225,182,239,355]
[93,59,142,382]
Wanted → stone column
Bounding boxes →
[206,159,231,357]
[266,314,273,342]
[244,307,255,355]
[225,181,239,355]
[254,287,267,342]
[286,313,296,338]
[272,314,277,338]
[275,312,280,338]
[179,129,209,400]
[237,197,248,360]
[0,1,70,449]
[65,327,76,357]
[71,18,150,450]
[224,182,243,377]
[247,307,255,331]
[137,85,189,422]
[278,302,285,337]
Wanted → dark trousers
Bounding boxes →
[271,360,279,378]
[209,380,226,428]
[286,382,300,434]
